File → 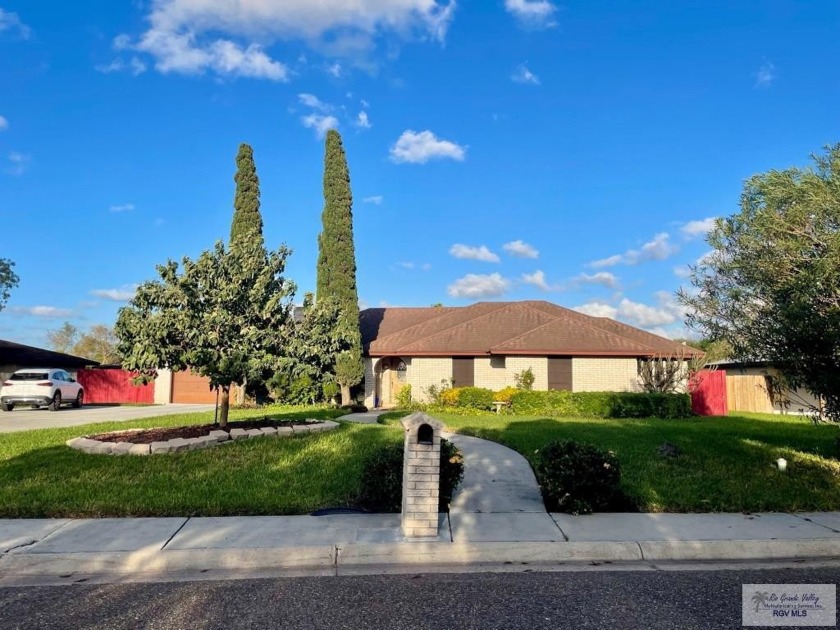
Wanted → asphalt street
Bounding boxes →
[1,566,838,629]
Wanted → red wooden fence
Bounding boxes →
[690,369,728,416]
[77,368,155,404]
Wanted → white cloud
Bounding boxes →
[127,0,455,80]
[680,217,717,238]
[355,111,371,129]
[576,272,619,288]
[390,130,465,164]
[448,273,510,299]
[326,62,342,77]
[398,261,431,271]
[449,244,500,263]
[511,63,540,85]
[504,0,557,28]
[589,233,678,268]
[96,57,148,76]
[301,114,339,139]
[109,203,135,213]
[0,8,31,39]
[522,270,553,291]
[502,239,539,258]
[573,302,617,319]
[129,27,289,81]
[6,151,30,176]
[363,195,383,205]
[674,250,715,279]
[298,93,330,111]
[755,61,775,88]
[9,306,74,318]
[574,292,686,330]
[0,116,8,131]
[90,285,139,302]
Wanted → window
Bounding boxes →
[452,358,474,387]
[10,372,49,381]
[490,356,506,369]
[395,359,407,382]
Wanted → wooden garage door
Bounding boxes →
[171,369,217,404]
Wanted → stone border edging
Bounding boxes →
[65,420,340,456]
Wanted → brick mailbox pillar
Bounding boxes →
[400,411,444,538]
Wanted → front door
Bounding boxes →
[379,358,406,407]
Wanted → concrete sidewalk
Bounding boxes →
[2,511,840,580]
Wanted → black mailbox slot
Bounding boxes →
[417,423,434,445]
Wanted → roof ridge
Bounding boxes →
[532,303,661,354]
[485,303,566,352]
[373,302,514,353]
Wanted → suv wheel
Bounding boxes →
[49,392,62,412]
[1,403,13,412]
[73,390,84,409]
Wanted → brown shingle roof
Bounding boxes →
[360,301,700,357]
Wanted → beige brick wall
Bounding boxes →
[572,358,640,393]
[473,356,548,391]
[407,357,453,403]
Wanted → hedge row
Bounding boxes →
[509,390,692,419]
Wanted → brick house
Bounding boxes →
[360,300,700,408]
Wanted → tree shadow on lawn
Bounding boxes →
[453,415,840,513]
[0,423,402,519]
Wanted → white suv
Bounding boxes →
[1,369,84,411]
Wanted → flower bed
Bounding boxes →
[66,419,339,455]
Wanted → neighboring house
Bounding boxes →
[709,359,822,415]
[0,339,99,382]
[360,301,701,408]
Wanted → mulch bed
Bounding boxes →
[89,418,318,444]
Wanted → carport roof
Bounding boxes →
[0,339,99,369]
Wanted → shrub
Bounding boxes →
[356,444,403,512]
[493,386,520,404]
[456,387,494,410]
[356,438,465,512]
[395,384,413,409]
[509,390,692,419]
[341,404,368,414]
[440,439,465,508]
[439,387,461,407]
[513,367,535,391]
[423,379,453,405]
[534,440,624,514]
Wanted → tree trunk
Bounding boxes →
[340,384,351,406]
[219,386,230,428]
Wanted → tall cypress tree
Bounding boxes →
[230,143,264,248]
[316,130,363,405]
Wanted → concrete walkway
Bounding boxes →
[0,404,215,433]
[336,410,389,424]
[2,512,840,582]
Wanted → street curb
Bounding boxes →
[3,539,839,577]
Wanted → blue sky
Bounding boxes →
[1,1,839,348]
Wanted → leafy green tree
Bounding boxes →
[115,238,295,427]
[316,130,363,404]
[0,258,19,312]
[679,144,840,420]
[229,143,264,249]
[229,142,265,404]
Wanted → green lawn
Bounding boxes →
[0,406,401,518]
[382,410,840,513]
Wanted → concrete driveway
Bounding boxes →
[0,404,214,433]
